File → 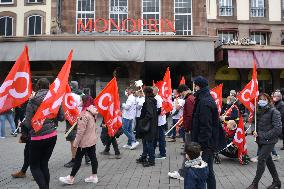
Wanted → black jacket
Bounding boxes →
[136,95,158,141]
[256,105,282,145]
[191,87,225,152]
[274,100,284,127]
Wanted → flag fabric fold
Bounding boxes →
[0,46,32,114]
[233,116,248,164]
[210,84,223,115]
[62,84,80,125]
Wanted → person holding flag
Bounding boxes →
[23,78,65,189]
[247,93,282,189]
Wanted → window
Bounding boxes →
[142,0,160,34]
[109,0,128,32]
[0,0,13,4]
[174,0,192,35]
[251,0,265,17]
[217,30,237,45]
[219,0,233,16]
[250,31,269,45]
[281,33,284,45]
[28,0,43,3]
[76,0,95,34]
[0,16,13,36]
[27,15,42,35]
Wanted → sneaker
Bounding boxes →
[155,154,166,160]
[59,175,74,185]
[84,175,98,183]
[11,171,26,178]
[136,156,147,164]
[123,144,131,149]
[168,171,184,181]
[250,157,258,163]
[167,138,176,142]
[280,147,284,150]
[142,161,155,167]
[130,141,139,150]
[100,151,110,155]
[0,137,6,139]
[115,154,121,159]
[267,181,281,189]
[64,160,75,168]
[272,155,280,161]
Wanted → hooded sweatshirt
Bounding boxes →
[24,89,65,137]
[184,156,209,189]
[73,105,98,148]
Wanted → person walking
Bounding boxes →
[0,108,17,138]
[191,76,221,189]
[153,86,167,160]
[272,91,284,151]
[23,78,65,189]
[136,86,158,167]
[122,87,139,150]
[59,95,99,185]
[247,93,282,189]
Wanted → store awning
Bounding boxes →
[0,36,215,62]
[228,49,284,68]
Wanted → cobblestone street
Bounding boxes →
[0,121,283,189]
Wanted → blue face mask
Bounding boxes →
[258,100,268,107]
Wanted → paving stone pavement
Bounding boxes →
[0,121,284,189]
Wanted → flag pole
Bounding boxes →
[254,97,257,139]
[64,122,77,138]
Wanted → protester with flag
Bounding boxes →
[59,95,99,185]
[23,78,65,189]
[247,93,282,189]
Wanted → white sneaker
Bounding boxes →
[130,141,139,150]
[0,137,6,139]
[168,171,184,181]
[250,157,258,163]
[59,175,74,185]
[272,155,280,161]
[123,144,131,149]
[85,175,98,183]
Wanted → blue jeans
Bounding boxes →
[142,139,155,163]
[0,112,16,137]
[168,119,178,139]
[154,125,166,157]
[202,150,216,189]
[179,127,185,142]
[122,118,135,146]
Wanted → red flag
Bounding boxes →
[237,61,259,113]
[0,46,32,114]
[210,84,223,115]
[159,67,173,114]
[179,76,185,85]
[233,116,248,164]
[32,50,73,132]
[62,84,80,125]
[94,77,122,137]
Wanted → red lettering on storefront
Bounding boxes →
[94,18,108,33]
[137,18,146,32]
[148,19,159,32]
[109,18,121,32]
[122,18,136,32]
[77,19,93,33]
[165,19,176,33]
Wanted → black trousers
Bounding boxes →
[71,145,98,177]
[105,137,120,155]
[253,144,280,184]
[21,141,30,173]
[30,136,57,189]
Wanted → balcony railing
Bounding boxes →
[251,7,265,17]
[219,6,233,16]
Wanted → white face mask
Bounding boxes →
[258,100,268,107]
[125,91,128,96]
[227,101,230,105]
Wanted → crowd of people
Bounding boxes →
[1,76,284,189]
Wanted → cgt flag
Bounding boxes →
[94,77,122,137]
[0,46,32,114]
[233,116,248,164]
[32,50,73,132]
[237,61,259,113]
[62,84,80,125]
[210,84,223,115]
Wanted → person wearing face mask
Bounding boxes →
[247,93,282,189]
[122,87,139,150]
[272,91,284,151]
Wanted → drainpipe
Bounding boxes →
[56,0,62,33]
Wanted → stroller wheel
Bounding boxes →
[214,154,221,164]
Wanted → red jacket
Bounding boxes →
[183,94,195,132]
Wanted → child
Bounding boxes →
[184,142,209,189]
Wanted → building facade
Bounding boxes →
[207,0,284,95]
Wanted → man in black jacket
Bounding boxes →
[191,76,221,189]
[273,91,284,150]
